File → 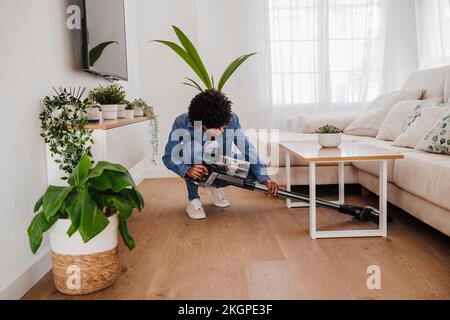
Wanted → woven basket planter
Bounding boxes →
[49,215,119,295]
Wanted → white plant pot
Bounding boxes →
[86,107,102,121]
[318,133,342,148]
[124,110,135,119]
[117,104,127,119]
[102,111,118,120]
[49,215,118,255]
[134,108,144,117]
[52,106,75,118]
[49,215,119,295]
[101,104,118,112]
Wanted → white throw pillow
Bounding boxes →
[344,89,425,137]
[376,98,443,141]
[392,106,448,148]
[416,110,450,154]
[400,101,447,133]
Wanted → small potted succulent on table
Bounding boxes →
[90,84,126,120]
[316,124,343,148]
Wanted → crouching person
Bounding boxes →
[162,89,279,220]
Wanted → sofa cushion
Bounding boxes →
[402,65,450,100]
[394,152,450,210]
[344,89,425,137]
[416,110,450,155]
[393,105,448,148]
[352,140,418,182]
[400,101,448,133]
[376,98,443,141]
[299,112,359,133]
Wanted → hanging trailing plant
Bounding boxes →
[149,118,159,164]
[40,87,93,177]
[143,103,159,164]
[129,99,159,163]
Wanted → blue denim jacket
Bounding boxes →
[162,112,270,182]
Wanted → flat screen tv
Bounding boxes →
[82,0,128,80]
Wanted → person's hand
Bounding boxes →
[263,179,279,197]
[186,165,209,180]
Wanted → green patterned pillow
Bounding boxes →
[401,101,447,133]
[416,110,450,155]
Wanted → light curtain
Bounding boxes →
[266,0,387,130]
[415,0,450,69]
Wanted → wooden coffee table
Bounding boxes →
[281,141,404,239]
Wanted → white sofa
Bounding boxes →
[254,66,450,236]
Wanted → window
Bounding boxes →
[268,0,384,107]
[416,0,450,68]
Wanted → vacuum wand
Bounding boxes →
[214,173,389,223]
[192,156,392,223]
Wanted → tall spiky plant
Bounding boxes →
[151,25,256,92]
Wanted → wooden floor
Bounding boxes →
[23,178,450,300]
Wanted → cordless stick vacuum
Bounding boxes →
[191,156,393,223]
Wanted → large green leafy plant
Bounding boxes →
[40,87,93,175]
[28,154,144,254]
[152,25,256,92]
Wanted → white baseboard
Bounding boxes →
[0,251,51,300]
[143,164,177,179]
[129,159,147,186]
[131,159,177,183]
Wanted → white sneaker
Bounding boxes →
[206,187,230,208]
[186,199,206,220]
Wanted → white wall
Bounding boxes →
[135,0,199,165]
[0,0,139,299]
[196,0,269,129]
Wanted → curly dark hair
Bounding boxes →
[188,89,233,128]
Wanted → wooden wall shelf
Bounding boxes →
[85,117,150,130]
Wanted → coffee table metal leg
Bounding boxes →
[309,162,317,239]
[286,150,291,208]
[338,162,345,204]
[312,160,388,239]
[285,149,309,208]
[379,160,388,237]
